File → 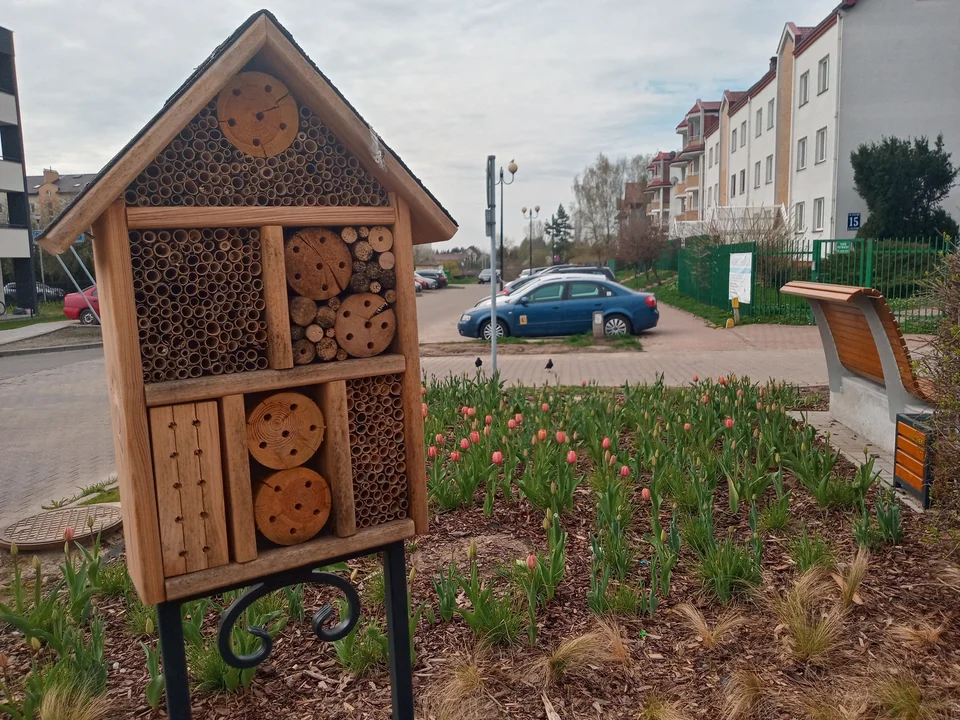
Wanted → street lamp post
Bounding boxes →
[497,160,517,287]
[521,205,540,274]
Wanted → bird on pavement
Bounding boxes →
[545,358,553,370]
[475,357,483,368]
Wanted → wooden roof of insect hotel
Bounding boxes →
[36,9,458,254]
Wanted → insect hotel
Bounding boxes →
[36,11,456,614]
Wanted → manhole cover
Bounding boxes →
[0,506,123,552]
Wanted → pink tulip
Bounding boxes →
[771,402,778,410]
[492,451,504,465]
[461,405,469,415]
[460,438,470,450]
[508,419,517,430]
[641,487,651,501]
[421,403,428,419]
[608,454,617,466]
[759,387,766,397]
[421,387,427,396]
[470,430,480,445]
[467,407,476,418]
[581,380,588,387]
[737,389,744,398]
[724,418,734,429]
[541,403,550,412]
[526,553,537,570]
[692,374,699,382]
[602,437,611,450]
[435,433,445,445]
[620,466,630,478]
[485,415,493,425]
[63,526,75,542]
[702,394,710,405]
[514,413,523,424]
[484,426,491,437]
[683,422,691,431]
[718,376,728,386]
[428,445,438,459]
[531,435,537,446]
[757,402,763,410]
[555,431,567,444]
[566,450,577,464]
[450,450,461,462]
[538,428,548,442]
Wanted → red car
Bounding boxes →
[63,286,100,325]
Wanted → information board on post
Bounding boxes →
[728,252,753,305]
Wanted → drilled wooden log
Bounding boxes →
[314,305,337,329]
[336,348,348,361]
[335,292,396,358]
[290,324,306,342]
[349,274,371,293]
[316,337,338,361]
[289,295,318,326]
[379,268,397,289]
[327,296,341,311]
[285,228,352,301]
[340,227,358,244]
[217,72,299,158]
[367,226,394,253]
[369,281,382,294]
[254,467,331,545]
[246,391,325,470]
[292,338,316,365]
[305,324,325,342]
[358,226,369,239]
[383,289,398,304]
[352,260,367,275]
[378,252,396,270]
[364,263,382,281]
[325,327,336,338]
[352,240,373,262]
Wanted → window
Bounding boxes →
[754,161,761,188]
[767,99,775,129]
[691,157,699,175]
[765,154,774,184]
[709,146,714,168]
[813,197,825,232]
[568,282,603,300]
[816,127,828,164]
[527,283,564,303]
[797,137,808,170]
[756,108,763,137]
[740,121,747,147]
[731,174,737,197]
[732,128,738,152]
[795,202,805,231]
[715,142,720,160]
[818,55,830,94]
[799,71,809,106]
[739,169,746,193]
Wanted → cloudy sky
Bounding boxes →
[6,0,837,248]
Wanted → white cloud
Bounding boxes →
[5,0,838,246]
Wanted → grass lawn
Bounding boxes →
[449,277,475,285]
[0,301,66,330]
[642,277,732,327]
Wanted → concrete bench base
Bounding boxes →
[830,376,931,454]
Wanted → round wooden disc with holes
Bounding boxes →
[217,72,298,157]
[335,293,396,358]
[367,226,394,253]
[285,228,353,301]
[247,392,325,469]
[254,468,331,545]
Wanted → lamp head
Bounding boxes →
[521,207,527,214]
[508,160,518,175]
[535,205,540,213]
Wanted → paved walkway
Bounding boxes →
[0,320,75,346]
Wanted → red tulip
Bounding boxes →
[555,431,567,444]
[620,466,630,478]
[427,445,438,459]
[508,419,517,430]
[485,415,493,425]
[460,438,470,450]
[450,450,461,462]
[470,430,480,445]
[492,451,504,465]
[692,374,699,382]
[724,418,734,429]
[566,450,577,464]
[602,437,611,450]
[641,487,651,501]
[467,407,476,418]
[435,433,445,445]
[526,553,537,570]
[702,394,710,405]
[538,428,548,442]
[63,526,75,542]
[718,376,728,386]
[461,405,469,415]
[683,422,692,431]
[421,403,428,418]
[541,402,550,412]
[514,413,523,424]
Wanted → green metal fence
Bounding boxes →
[678,237,950,332]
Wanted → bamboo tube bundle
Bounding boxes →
[124,91,387,209]
[345,374,408,528]
[129,226,268,382]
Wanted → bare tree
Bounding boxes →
[617,215,669,285]
[572,154,626,266]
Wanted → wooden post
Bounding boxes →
[92,200,166,603]
[260,225,294,369]
[389,193,428,534]
[218,394,258,563]
[315,380,356,537]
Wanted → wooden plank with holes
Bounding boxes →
[148,405,188,577]
[314,381,356,537]
[194,401,230,567]
[260,225,294,370]
[895,462,924,492]
[92,200,166,603]
[218,394,258,562]
[897,422,927,447]
[171,403,212,573]
[895,449,924,479]
[390,193,428,534]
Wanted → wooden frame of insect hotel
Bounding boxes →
[36,11,457,607]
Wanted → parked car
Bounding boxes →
[416,269,447,288]
[536,265,616,282]
[458,276,658,339]
[477,268,501,284]
[3,282,66,300]
[414,280,422,294]
[414,273,437,290]
[63,285,100,325]
[474,272,605,308]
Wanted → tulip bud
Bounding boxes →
[484,426,491,437]
[757,402,763,410]
[582,380,588,387]
[491,451,504,465]
[470,430,480,445]
[421,403,428,419]
[428,445,438,459]
[693,374,699,382]
[485,415,493,425]
[409,567,417,584]
[602,437,611,450]
[526,554,537,571]
[145,616,155,635]
[731,440,737,450]
[467,540,477,561]
[9,543,17,556]
[759,387,766,397]
[450,450,461,462]
[620,465,630,478]
[724,418,734,429]
[350,568,360,582]
[775,453,781,464]
[538,428,548,442]
[642,487,651,501]
[435,433,445,445]
[567,450,577,464]
[543,516,550,530]
[702,394,710,405]
[467,407,476,418]
[33,556,41,570]
[542,403,550,412]
[30,637,41,651]
[683,423,691,431]
[660,529,667,543]
[515,413,523,424]
[421,387,427,396]
[63,527,75,542]
[508,419,517,430]
[460,438,470,450]
[555,431,566,444]
[551,482,558,495]
[801,443,807,452]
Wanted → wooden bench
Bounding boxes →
[781,281,934,454]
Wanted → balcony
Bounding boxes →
[685,134,703,149]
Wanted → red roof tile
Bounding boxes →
[623,182,646,205]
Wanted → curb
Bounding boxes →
[0,342,104,358]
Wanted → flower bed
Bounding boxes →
[1,375,959,719]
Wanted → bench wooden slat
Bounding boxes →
[895,449,925,478]
[895,462,924,492]
[896,435,926,463]
[897,421,927,447]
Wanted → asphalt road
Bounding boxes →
[416,283,491,343]
[0,346,104,381]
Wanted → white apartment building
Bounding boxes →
[644,151,675,228]
[669,0,960,243]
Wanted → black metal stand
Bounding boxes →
[155,540,414,719]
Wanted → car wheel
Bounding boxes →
[604,314,631,336]
[79,309,99,326]
[481,319,508,340]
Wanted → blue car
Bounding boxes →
[458,277,659,339]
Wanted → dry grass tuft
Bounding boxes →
[639,694,689,720]
[39,685,112,720]
[767,571,844,666]
[832,548,869,611]
[429,655,495,720]
[887,621,945,650]
[872,676,948,719]
[723,670,768,720]
[939,563,960,591]
[674,603,748,650]
[534,620,630,687]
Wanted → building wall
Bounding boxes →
[789,21,839,239]
[749,79,778,208]
[704,130,721,211]
[774,34,795,208]
[727,102,752,208]
[718,108,730,205]
[834,0,960,238]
